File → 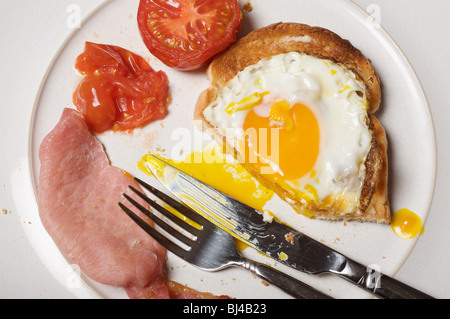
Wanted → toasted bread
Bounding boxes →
[195,23,390,223]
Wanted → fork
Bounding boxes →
[118,177,332,299]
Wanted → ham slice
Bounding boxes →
[38,108,229,299]
[38,108,168,296]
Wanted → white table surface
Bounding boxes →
[1,0,448,298]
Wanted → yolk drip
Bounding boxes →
[163,203,202,230]
[242,101,320,182]
[225,91,270,114]
[391,208,424,240]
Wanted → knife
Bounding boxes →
[145,155,434,299]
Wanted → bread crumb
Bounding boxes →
[156,144,166,153]
[261,280,269,287]
[243,1,253,12]
[284,232,295,245]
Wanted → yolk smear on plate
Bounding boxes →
[391,208,424,240]
[138,143,275,250]
[138,143,274,211]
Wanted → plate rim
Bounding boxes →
[347,0,437,259]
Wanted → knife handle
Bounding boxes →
[375,273,434,299]
[242,260,332,299]
[338,258,434,299]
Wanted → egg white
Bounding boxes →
[203,52,372,215]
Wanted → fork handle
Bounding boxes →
[242,260,332,299]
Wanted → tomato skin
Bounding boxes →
[73,75,117,133]
[73,42,169,133]
[137,0,242,70]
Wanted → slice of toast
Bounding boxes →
[195,22,390,223]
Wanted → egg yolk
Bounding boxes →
[391,208,424,240]
[242,101,320,182]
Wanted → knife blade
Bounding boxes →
[144,155,433,299]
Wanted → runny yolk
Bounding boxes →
[138,143,274,212]
[391,208,424,240]
[242,101,320,181]
[138,144,275,252]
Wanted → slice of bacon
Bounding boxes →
[38,108,228,299]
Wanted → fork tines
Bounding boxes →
[118,177,206,258]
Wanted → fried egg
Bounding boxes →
[203,52,372,216]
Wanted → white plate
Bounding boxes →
[27,0,436,298]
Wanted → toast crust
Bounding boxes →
[195,23,390,223]
[207,22,381,113]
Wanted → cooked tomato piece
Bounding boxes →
[73,42,170,133]
[137,0,242,70]
[73,75,117,133]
